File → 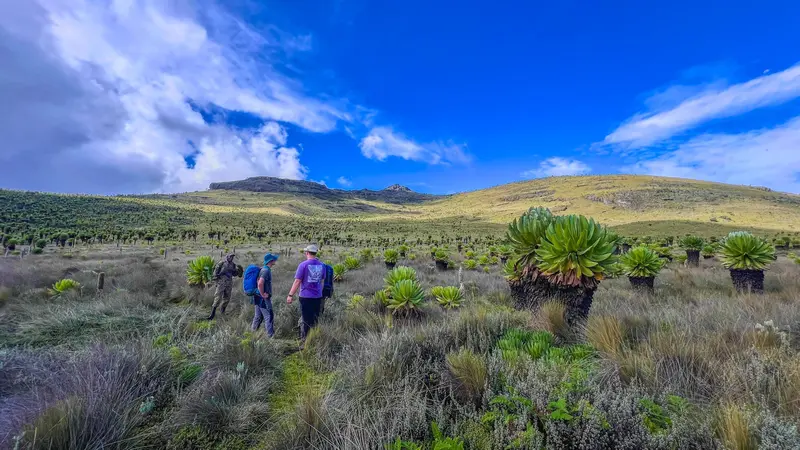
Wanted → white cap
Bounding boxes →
[303,244,319,253]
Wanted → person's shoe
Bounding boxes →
[207,306,217,320]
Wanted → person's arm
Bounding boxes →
[258,277,268,298]
[287,279,301,304]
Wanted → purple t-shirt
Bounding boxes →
[294,259,325,298]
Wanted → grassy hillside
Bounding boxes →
[2,175,800,241]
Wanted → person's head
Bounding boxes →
[302,244,319,259]
[263,253,279,267]
[226,253,235,263]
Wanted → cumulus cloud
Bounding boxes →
[336,176,352,187]
[604,64,800,148]
[522,158,591,178]
[624,116,800,193]
[359,126,470,165]
[0,0,346,194]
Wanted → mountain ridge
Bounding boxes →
[208,176,439,204]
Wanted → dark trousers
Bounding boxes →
[299,297,323,341]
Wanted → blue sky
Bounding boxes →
[2,1,800,194]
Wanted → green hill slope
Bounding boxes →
[2,175,799,242]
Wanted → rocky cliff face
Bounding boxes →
[209,177,441,204]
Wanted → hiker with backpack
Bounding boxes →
[244,253,279,337]
[286,244,326,348]
[207,253,239,320]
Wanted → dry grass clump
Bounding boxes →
[2,248,800,448]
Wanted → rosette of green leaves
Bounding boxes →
[387,280,425,313]
[186,256,215,286]
[534,215,617,287]
[619,245,664,277]
[719,232,775,270]
[431,286,463,309]
[383,248,399,264]
[384,266,418,287]
[680,236,704,251]
[506,207,555,269]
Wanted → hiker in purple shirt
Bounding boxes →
[286,244,326,348]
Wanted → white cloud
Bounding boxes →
[604,64,800,148]
[359,126,471,165]
[0,0,347,194]
[336,176,352,187]
[522,158,591,178]
[625,116,800,193]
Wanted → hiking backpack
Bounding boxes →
[322,264,334,297]
[242,264,261,295]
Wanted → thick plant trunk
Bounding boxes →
[730,269,765,294]
[385,262,396,270]
[435,260,448,271]
[628,276,655,292]
[703,255,714,259]
[510,275,595,324]
[686,250,700,267]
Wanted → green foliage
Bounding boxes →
[348,294,365,309]
[477,255,491,266]
[702,244,717,257]
[178,363,203,387]
[31,248,43,254]
[383,248,399,264]
[548,397,574,421]
[720,231,775,270]
[344,256,362,270]
[360,248,374,261]
[333,264,347,282]
[430,421,465,450]
[431,286,464,309]
[386,438,423,450]
[186,256,215,286]
[535,215,618,287]
[35,238,48,249]
[463,259,478,270]
[619,245,665,277]
[386,279,425,313]
[497,329,596,365]
[502,258,521,282]
[153,333,172,348]
[445,349,487,402]
[505,206,555,268]
[384,266,418,286]
[680,236,705,251]
[434,249,450,262]
[49,278,81,297]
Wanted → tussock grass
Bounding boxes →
[2,248,800,448]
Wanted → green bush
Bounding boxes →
[620,246,664,277]
[535,215,617,288]
[49,278,81,297]
[680,236,704,251]
[387,280,425,314]
[431,286,464,309]
[186,256,215,286]
[384,266,418,287]
[344,256,362,270]
[719,232,775,270]
[333,263,347,282]
[384,248,399,264]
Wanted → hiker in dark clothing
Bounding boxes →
[252,253,279,337]
[287,244,325,348]
[208,253,238,320]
